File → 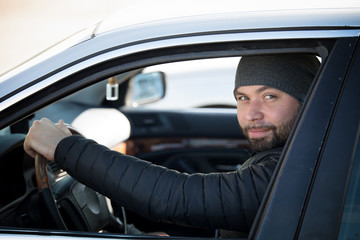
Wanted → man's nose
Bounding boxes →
[246,100,264,121]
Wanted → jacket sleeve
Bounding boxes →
[55,135,280,232]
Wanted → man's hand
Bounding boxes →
[24,118,72,161]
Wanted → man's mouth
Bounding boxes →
[247,128,271,139]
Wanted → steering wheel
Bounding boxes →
[35,153,67,229]
[34,125,124,232]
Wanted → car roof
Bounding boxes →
[2,3,360,77]
[94,1,360,36]
[2,5,359,77]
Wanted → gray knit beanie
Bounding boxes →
[234,54,320,102]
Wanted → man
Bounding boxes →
[24,53,320,233]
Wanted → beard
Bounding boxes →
[241,113,298,152]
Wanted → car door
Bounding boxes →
[251,38,360,239]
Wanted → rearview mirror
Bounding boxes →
[126,72,166,107]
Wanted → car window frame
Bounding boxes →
[0,37,350,239]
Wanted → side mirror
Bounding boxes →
[126,72,166,107]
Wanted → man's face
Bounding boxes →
[234,85,301,152]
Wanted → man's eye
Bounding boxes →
[264,94,276,100]
[237,96,248,101]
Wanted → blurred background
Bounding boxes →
[0,0,136,74]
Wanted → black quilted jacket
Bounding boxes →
[55,135,281,232]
